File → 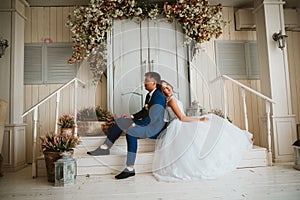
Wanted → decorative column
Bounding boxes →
[254,0,297,162]
[0,0,28,172]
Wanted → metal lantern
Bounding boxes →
[293,140,300,171]
[54,151,77,186]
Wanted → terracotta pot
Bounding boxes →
[43,150,74,183]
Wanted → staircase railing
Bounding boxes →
[221,75,275,166]
[22,77,86,178]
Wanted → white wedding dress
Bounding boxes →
[152,98,253,182]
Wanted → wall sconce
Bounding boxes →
[0,38,9,58]
[272,31,288,50]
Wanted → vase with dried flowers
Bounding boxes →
[76,106,115,136]
[58,113,75,135]
[40,131,80,182]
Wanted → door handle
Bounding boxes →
[150,60,154,71]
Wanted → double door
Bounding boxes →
[108,19,190,116]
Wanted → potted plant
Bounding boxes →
[100,111,115,136]
[76,106,115,136]
[77,107,98,121]
[39,132,80,182]
[58,113,75,135]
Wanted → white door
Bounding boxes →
[110,19,189,116]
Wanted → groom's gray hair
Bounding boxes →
[145,72,161,84]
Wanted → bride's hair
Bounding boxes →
[160,80,173,91]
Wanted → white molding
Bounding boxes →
[3,125,27,172]
[272,115,297,162]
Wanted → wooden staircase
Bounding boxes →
[37,135,268,177]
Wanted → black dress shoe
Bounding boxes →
[115,168,135,179]
[87,147,110,156]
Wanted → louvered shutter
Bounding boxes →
[247,42,260,79]
[46,44,77,84]
[24,45,43,84]
[216,41,260,79]
[24,43,77,84]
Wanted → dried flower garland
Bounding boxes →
[67,0,224,81]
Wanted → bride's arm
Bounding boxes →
[168,98,208,122]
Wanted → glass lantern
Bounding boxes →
[54,151,77,186]
[186,101,204,117]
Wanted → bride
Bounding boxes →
[152,80,253,182]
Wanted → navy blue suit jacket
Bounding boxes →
[127,89,166,138]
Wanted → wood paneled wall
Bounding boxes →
[24,7,107,162]
[23,6,300,162]
[191,7,300,146]
[191,7,262,146]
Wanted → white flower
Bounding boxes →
[67,0,224,72]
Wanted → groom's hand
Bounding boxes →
[122,114,132,119]
[128,123,136,129]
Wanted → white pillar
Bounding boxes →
[254,0,297,162]
[0,0,28,172]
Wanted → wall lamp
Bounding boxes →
[0,38,9,58]
[272,31,288,50]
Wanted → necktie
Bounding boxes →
[145,93,150,104]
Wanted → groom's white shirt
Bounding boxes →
[131,88,157,119]
[148,88,156,102]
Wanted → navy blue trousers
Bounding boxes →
[103,117,163,165]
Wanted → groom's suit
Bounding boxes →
[104,88,166,165]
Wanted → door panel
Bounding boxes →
[148,19,189,110]
[113,20,143,116]
[111,19,190,116]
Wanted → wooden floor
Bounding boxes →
[0,163,300,200]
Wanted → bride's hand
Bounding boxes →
[199,117,209,121]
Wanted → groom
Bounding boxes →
[87,72,166,179]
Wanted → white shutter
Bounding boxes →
[46,44,77,84]
[247,42,260,79]
[216,41,247,79]
[216,41,259,79]
[24,45,43,84]
[24,43,77,84]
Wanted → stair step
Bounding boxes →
[77,136,156,153]
[237,145,268,168]
[75,145,268,176]
[36,139,268,177]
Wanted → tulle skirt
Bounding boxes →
[152,114,253,182]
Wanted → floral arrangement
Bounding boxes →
[76,106,115,135]
[164,0,224,43]
[95,106,113,121]
[77,107,98,121]
[86,43,107,84]
[95,106,116,135]
[77,106,115,122]
[40,132,80,152]
[58,113,75,128]
[210,108,232,123]
[101,114,115,136]
[66,0,224,80]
